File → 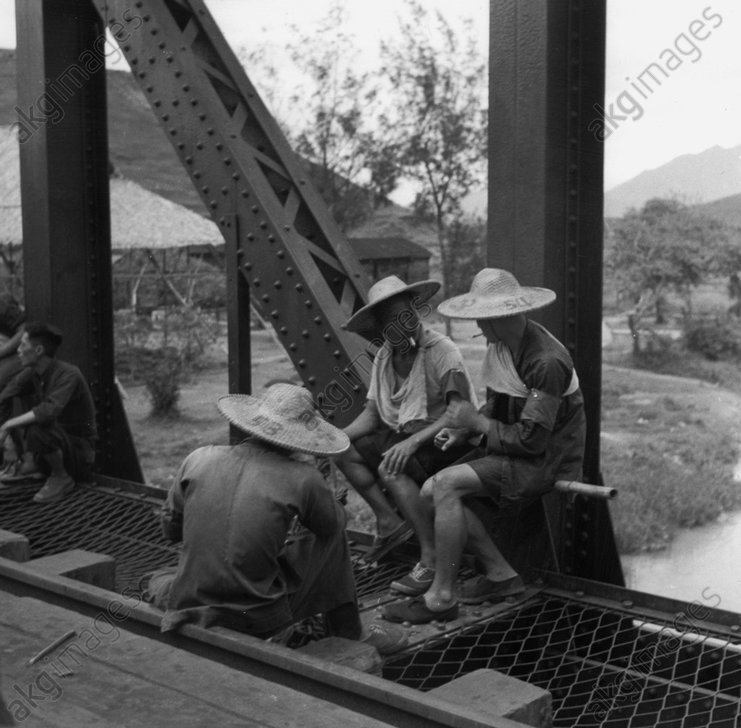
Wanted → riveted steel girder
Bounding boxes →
[89,0,373,426]
[15,0,143,481]
[488,0,622,585]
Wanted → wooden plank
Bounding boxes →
[0,592,397,728]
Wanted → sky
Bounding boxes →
[0,0,739,192]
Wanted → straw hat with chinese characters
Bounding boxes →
[437,268,556,319]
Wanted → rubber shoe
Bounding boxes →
[361,622,409,655]
[33,475,76,504]
[390,562,435,596]
[459,574,526,604]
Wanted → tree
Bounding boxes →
[605,198,732,354]
[378,0,488,333]
[444,214,486,295]
[239,4,392,231]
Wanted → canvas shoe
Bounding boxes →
[390,562,435,596]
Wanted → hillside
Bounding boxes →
[696,193,741,229]
[605,144,741,218]
[1,48,204,214]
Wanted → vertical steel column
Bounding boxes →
[224,212,251,443]
[15,0,143,481]
[488,0,622,584]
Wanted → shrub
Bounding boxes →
[143,347,182,418]
[684,316,741,361]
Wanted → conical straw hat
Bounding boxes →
[217,384,349,456]
[345,275,440,333]
[437,268,556,319]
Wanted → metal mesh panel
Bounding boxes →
[0,482,407,600]
[383,596,741,727]
[0,483,180,592]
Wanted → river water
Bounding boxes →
[621,508,741,614]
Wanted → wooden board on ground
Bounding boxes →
[0,592,398,728]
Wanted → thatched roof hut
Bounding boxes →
[0,125,219,250]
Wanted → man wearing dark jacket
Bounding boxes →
[383,269,586,624]
[0,323,97,504]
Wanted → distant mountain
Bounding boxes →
[605,144,741,218]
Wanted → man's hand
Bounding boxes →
[433,427,469,451]
[379,438,419,477]
[442,400,487,433]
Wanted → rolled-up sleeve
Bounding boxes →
[485,358,572,457]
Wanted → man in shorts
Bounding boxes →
[383,268,586,624]
[337,275,477,595]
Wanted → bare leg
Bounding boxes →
[380,472,435,567]
[336,446,403,536]
[423,464,513,611]
[462,507,518,581]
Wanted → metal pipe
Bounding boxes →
[554,480,617,500]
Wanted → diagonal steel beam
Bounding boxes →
[90,0,373,425]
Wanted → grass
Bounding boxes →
[601,381,741,553]
[120,321,741,556]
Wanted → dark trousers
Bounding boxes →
[23,422,95,481]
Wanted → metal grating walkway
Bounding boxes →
[2,482,741,727]
[384,596,741,727]
[0,481,409,599]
